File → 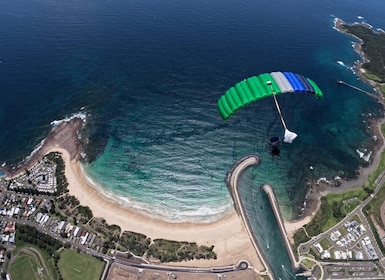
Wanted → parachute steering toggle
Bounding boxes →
[266,80,297,143]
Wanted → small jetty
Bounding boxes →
[262,184,299,270]
[226,155,274,280]
[337,80,380,100]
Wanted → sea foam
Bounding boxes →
[50,111,87,127]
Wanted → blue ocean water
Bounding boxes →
[1,0,384,278]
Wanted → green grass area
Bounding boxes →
[339,226,349,237]
[343,200,361,214]
[300,258,316,270]
[319,238,331,250]
[8,246,57,280]
[352,214,362,225]
[294,122,385,253]
[302,187,371,238]
[363,72,383,83]
[322,190,367,230]
[310,245,320,255]
[363,124,385,228]
[58,249,105,280]
[364,191,385,227]
[9,255,40,280]
[379,84,385,95]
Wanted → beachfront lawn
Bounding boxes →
[58,249,105,280]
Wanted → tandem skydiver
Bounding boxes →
[268,136,281,160]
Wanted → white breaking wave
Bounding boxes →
[24,111,88,163]
[80,164,233,223]
[25,139,46,163]
[50,111,87,127]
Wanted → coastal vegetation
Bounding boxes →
[293,186,374,246]
[339,22,385,93]
[118,231,151,256]
[294,121,385,258]
[293,184,364,246]
[147,239,216,263]
[17,224,62,256]
[293,124,385,246]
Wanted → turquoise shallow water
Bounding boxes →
[1,0,385,278]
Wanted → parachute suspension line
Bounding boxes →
[267,81,298,143]
[272,93,288,130]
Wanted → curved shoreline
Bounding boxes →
[50,146,266,270]
[80,164,233,224]
[334,17,384,98]
[2,117,265,270]
[262,184,299,271]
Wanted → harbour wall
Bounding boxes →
[226,155,274,279]
[261,184,300,271]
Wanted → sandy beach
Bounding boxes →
[11,117,262,270]
[50,146,265,269]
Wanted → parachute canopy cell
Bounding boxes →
[217,71,323,120]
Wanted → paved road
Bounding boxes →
[297,170,385,279]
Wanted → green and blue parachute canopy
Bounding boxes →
[217,71,323,120]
